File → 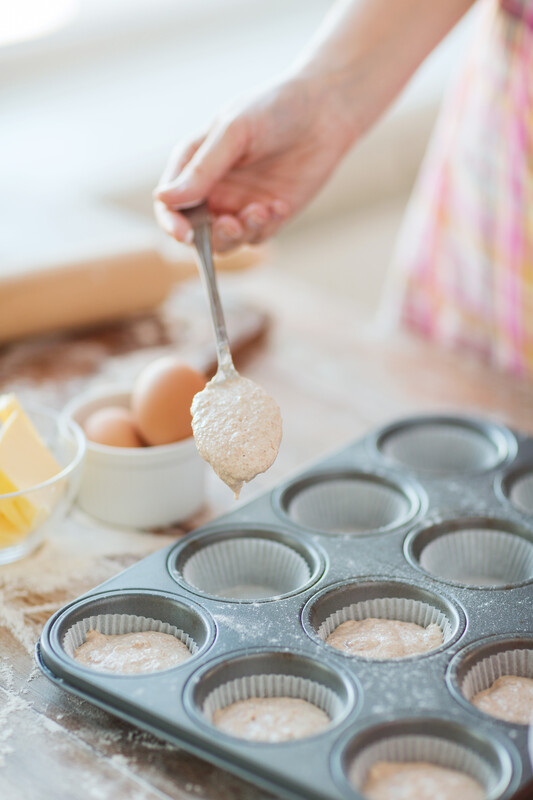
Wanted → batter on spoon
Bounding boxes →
[191,372,282,498]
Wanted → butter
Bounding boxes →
[0,393,23,423]
[0,395,62,545]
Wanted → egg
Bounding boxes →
[84,407,144,448]
[132,357,206,445]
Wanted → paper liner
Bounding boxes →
[181,537,311,600]
[202,672,341,728]
[348,733,495,794]
[460,647,533,715]
[62,613,198,661]
[380,422,499,474]
[419,528,533,586]
[508,471,533,514]
[317,596,452,652]
[287,478,411,534]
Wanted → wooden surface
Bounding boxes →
[1,265,532,800]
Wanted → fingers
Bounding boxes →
[211,215,245,253]
[154,136,205,243]
[154,117,249,210]
[211,200,291,252]
[154,201,194,244]
[158,137,204,186]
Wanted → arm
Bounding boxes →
[155,0,474,251]
[293,0,475,136]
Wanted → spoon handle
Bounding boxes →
[182,203,235,377]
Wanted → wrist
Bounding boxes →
[285,65,366,150]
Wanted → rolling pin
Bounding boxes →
[0,198,262,342]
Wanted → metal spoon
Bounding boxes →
[181,202,236,380]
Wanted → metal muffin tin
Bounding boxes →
[37,414,533,800]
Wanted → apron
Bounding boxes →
[391,0,533,377]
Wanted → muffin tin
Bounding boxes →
[37,414,533,800]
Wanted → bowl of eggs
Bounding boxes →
[64,357,208,529]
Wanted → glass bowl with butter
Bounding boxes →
[0,395,86,565]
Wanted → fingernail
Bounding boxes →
[156,176,191,197]
[270,199,290,220]
[219,226,240,240]
[244,214,265,231]
[185,229,194,245]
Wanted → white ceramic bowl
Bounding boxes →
[64,388,206,529]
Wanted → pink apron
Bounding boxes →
[394,0,533,377]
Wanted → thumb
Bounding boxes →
[155,118,248,208]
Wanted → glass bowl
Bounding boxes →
[0,405,86,565]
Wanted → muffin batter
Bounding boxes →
[73,628,191,674]
[325,617,443,659]
[361,761,485,800]
[191,373,282,498]
[471,674,533,724]
[212,696,330,742]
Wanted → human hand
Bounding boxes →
[153,77,356,252]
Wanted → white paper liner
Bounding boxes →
[348,733,495,794]
[287,479,410,533]
[181,538,311,600]
[419,528,533,586]
[202,672,341,727]
[509,471,533,514]
[460,647,533,709]
[380,423,499,474]
[317,596,452,651]
[62,613,198,661]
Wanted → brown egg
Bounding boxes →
[84,407,144,448]
[132,357,206,445]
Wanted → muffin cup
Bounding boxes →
[47,590,214,675]
[278,472,420,535]
[170,528,323,602]
[406,518,533,588]
[448,635,533,725]
[500,466,533,515]
[375,416,514,476]
[339,717,515,799]
[203,674,339,728]
[186,649,357,743]
[62,613,198,661]
[303,579,463,660]
[316,597,453,646]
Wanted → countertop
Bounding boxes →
[1,264,532,800]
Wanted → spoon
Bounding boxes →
[182,202,282,498]
[181,202,236,380]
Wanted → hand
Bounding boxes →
[153,77,356,252]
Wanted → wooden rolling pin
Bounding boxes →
[0,200,262,342]
[0,247,262,342]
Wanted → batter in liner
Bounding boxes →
[471,674,533,724]
[361,761,485,800]
[325,617,443,659]
[73,628,191,674]
[191,373,282,498]
[212,696,330,742]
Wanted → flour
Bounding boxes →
[0,509,176,655]
[191,373,282,498]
